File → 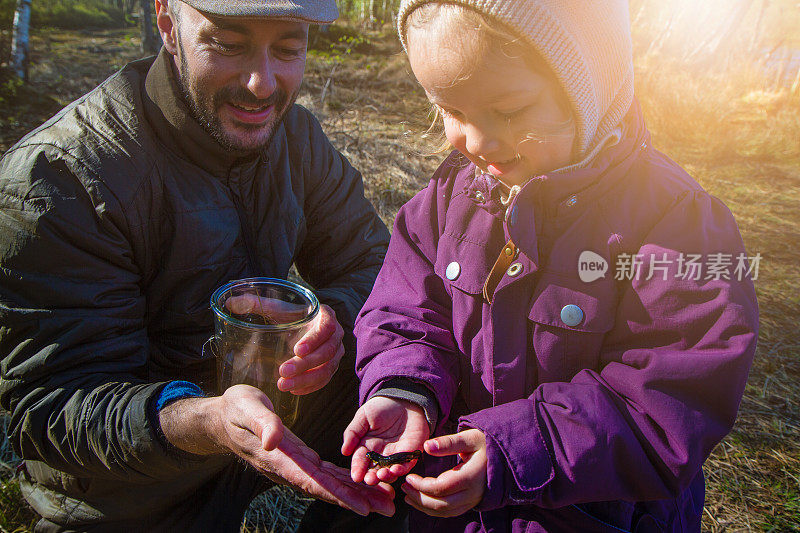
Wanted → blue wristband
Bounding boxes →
[155,380,205,411]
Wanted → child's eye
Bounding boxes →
[497,106,531,120]
[436,105,463,121]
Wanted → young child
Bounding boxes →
[342,0,759,530]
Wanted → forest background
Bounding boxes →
[0,0,799,531]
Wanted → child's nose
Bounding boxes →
[464,123,503,159]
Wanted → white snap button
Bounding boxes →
[474,192,486,203]
[446,261,461,280]
[565,195,577,207]
[560,304,584,327]
[506,262,523,277]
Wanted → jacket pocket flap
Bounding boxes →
[528,274,615,333]
[434,233,494,295]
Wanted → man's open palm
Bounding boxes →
[260,428,395,516]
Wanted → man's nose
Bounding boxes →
[245,51,277,100]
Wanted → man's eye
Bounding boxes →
[212,40,243,54]
[275,47,304,60]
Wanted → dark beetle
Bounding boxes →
[366,450,422,467]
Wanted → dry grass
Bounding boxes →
[240,486,312,533]
[0,13,798,532]
[300,25,440,226]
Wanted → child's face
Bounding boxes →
[407,28,576,186]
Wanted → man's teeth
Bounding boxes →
[232,103,268,112]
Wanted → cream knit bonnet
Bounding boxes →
[397,0,635,159]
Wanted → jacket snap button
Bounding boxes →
[446,261,461,280]
[560,304,584,327]
[474,192,486,203]
[565,195,577,207]
[504,247,513,256]
[506,262,523,277]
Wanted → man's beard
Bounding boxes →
[175,43,297,152]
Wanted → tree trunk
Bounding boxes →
[10,0,32,81]
[368,0,376,27]
[139,0,160,56]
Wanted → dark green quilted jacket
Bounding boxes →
[0,49,388,525]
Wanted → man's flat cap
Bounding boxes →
[180,0,338,23]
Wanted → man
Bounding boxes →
[0,0,394,530]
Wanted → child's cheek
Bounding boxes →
[445,123,467,154]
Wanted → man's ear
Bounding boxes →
[155,0,178,55]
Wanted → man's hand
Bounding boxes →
[225,294,345,395]
[342,396,429,485]
[260,426,394,516]
[159,385,394,516]
[401,429,487,518]
[277,304,344,395]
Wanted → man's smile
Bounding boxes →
[225,102,275,124]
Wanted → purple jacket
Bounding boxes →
[354,105,758,532]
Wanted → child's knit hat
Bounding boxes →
[397,0,634,159]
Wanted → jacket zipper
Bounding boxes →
[226,167,259,276]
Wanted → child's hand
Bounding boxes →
[401,429,487,518]
[342,396,430,485]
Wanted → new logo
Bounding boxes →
[578,251,608,282]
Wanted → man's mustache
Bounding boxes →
[216,86,288,109]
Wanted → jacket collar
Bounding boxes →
[142,48,259,177]
[533,103,647,210]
